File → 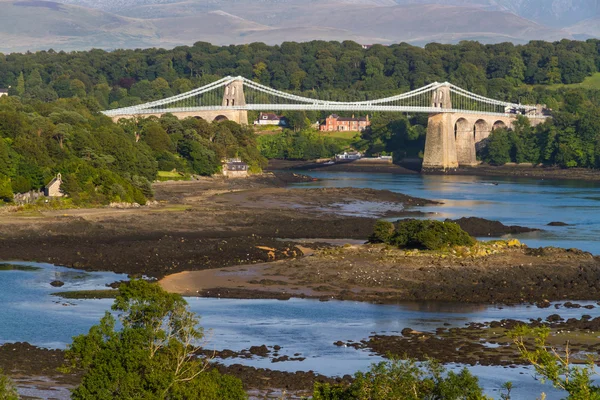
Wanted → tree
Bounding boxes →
[509,325,600,399]
[483,129,512,165]
[26,69,43,90]
[62,280,246,400]
[313,358,490,400]
[0,175,13,203]
[0,369,18,400]
[15,72,25,96]
[143,123,172,153]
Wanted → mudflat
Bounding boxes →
[160,243,600,304]
[0,173,432,278]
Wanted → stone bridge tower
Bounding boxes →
[220,79,248,125]
[423,84,459,170]
[222,79,246,108]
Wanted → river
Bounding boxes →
[293,171,600,254]
[3,172,600,399]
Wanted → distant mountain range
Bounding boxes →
[0,0,599,53]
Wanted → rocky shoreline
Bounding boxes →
[0,172,598,397]
[5,309,600,397]
[268,159,600,182]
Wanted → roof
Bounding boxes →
[0,89,8,93]
[328,114,367,122]
[46,178,60,188]
[259,112,283,121]
[45,173,62,188]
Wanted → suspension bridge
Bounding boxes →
[102,76,549,170]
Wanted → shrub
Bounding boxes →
[313,359,490,400]
[0,369,18,400]
[370,219,475,250]
[369,220,395,243]
[0,176,13,203]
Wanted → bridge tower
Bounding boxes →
[422,84,459,170]
[222,79,248,125]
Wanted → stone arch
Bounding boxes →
[493,120,507,131]
[455,118,476,165]
[193,116,205,121]
[474,119,490,143]
[214,115,229,122]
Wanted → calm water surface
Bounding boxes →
[1,262,596,399]
[292,171,600,254]
[4,172,600,399]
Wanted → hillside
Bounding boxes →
[0,0,596,52]
[0,0,158,52]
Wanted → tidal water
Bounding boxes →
[3,172,600,399]
[292,171,600,254]
[0,262,591,399]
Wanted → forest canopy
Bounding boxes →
[1,38,600,205]
[1,39,599,110]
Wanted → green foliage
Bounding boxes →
[369,220,395,243]
[313,358,490,400]
[509,325,600,399]
[257,129,344,160]
[2,40,600,171]
[353,114,425,160]
[0,176,13,203]
[370,219,475,250]
[0,369,18,400]
[480,105,600,169]
[62,280,247,400]
[483,129,512,165]
[0,96,263,205]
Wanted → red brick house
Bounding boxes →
[320,114,370,132]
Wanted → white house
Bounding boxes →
[254,112,288,126]
[222,158,249,178]
[0,89,8,97]
[335,151,363,161]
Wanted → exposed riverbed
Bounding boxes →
[3,172,600,398]
[0,262,594,399]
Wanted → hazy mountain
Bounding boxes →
[393,0,600,27]
[0,0,158,52]
[0,0,595,53]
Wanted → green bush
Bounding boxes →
[62,280,247,400]
[0,176,13,203]
[369,220,395,243]
[370,219,475,250]
[0,369,18,400]
[313,359,490,400]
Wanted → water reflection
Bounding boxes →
[1,263,597,399]
[293,171,600,254]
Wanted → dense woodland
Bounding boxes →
[1,40,600,106]
[0,96,265,204]
[1,39,600,203]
